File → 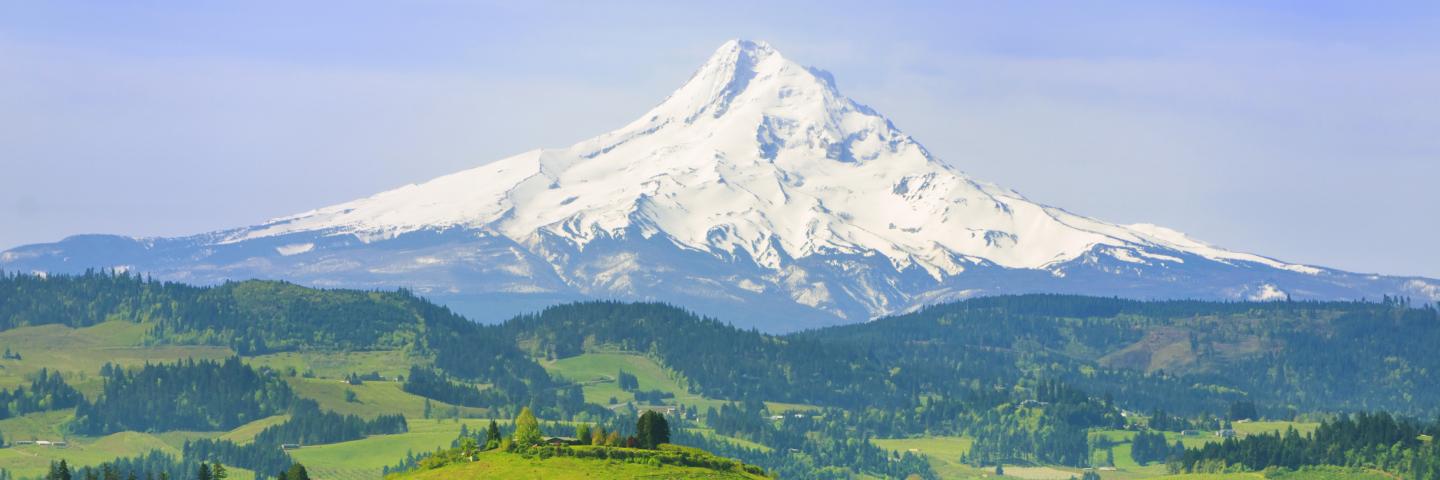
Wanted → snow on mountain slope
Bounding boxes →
[3,39,1436,329]
[231,40,1314,279]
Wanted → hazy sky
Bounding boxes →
[2,1,1437,277]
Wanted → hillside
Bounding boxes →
[0,270,587,417]
[0,272,1438,479]
[392,445,768,480]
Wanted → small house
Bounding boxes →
[281,443,302,450]
[1216,429,1238,438]
[544,436,580,446]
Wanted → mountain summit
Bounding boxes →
[5,40,1436,329]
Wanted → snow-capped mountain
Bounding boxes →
[5,40,1437,330]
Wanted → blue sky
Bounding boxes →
[2,1,1437,277]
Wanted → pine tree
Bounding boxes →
[484,420,502,450]
[636,410,670,449]
[281,464,309,480]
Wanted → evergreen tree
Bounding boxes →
[484,420,502,450]
[1227,400,1258,421]
[280,464,309,480]
[636,410,670,449]
[617,370,639,391]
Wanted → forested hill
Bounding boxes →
[0,270,568,413]
[489,294,1440,417]
[499,302,903,408]
[6,271,1440,478]
[801,294,1440,416]
[3,271,1438,418]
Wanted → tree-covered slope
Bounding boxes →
[499,301,903,409]
[0,270,571,414]
[5,271,1438,418]
[4,272,1440,478]
[802,294,1440,416]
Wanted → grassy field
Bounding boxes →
[1232,421,1319,437]
[218,415,292,444]
[153,430,227,451]
[1083,422,1325,479]
[283,377,486,419]
[245,350,417,380]
[685,427,774,453]
[871,435,977,478]
[0,431,178,478]
[543,352,822,415]
[997,465,1087,479]
[0,410,75,441]
[289,418,497,480]
[543,353,727,411]
[1266,467,1393,480]
[0,321,231,393]
[1150,468,1392,480]
[393,448,768,480]
[761,401,821,413]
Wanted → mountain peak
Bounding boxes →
[13,39,1431,328]
[703,39,780,76]
[718,38,776,57]
[641,39,837,127]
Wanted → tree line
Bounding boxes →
[0,368,83,420]
[73,358,293,434]
[1174,412,1440,479]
